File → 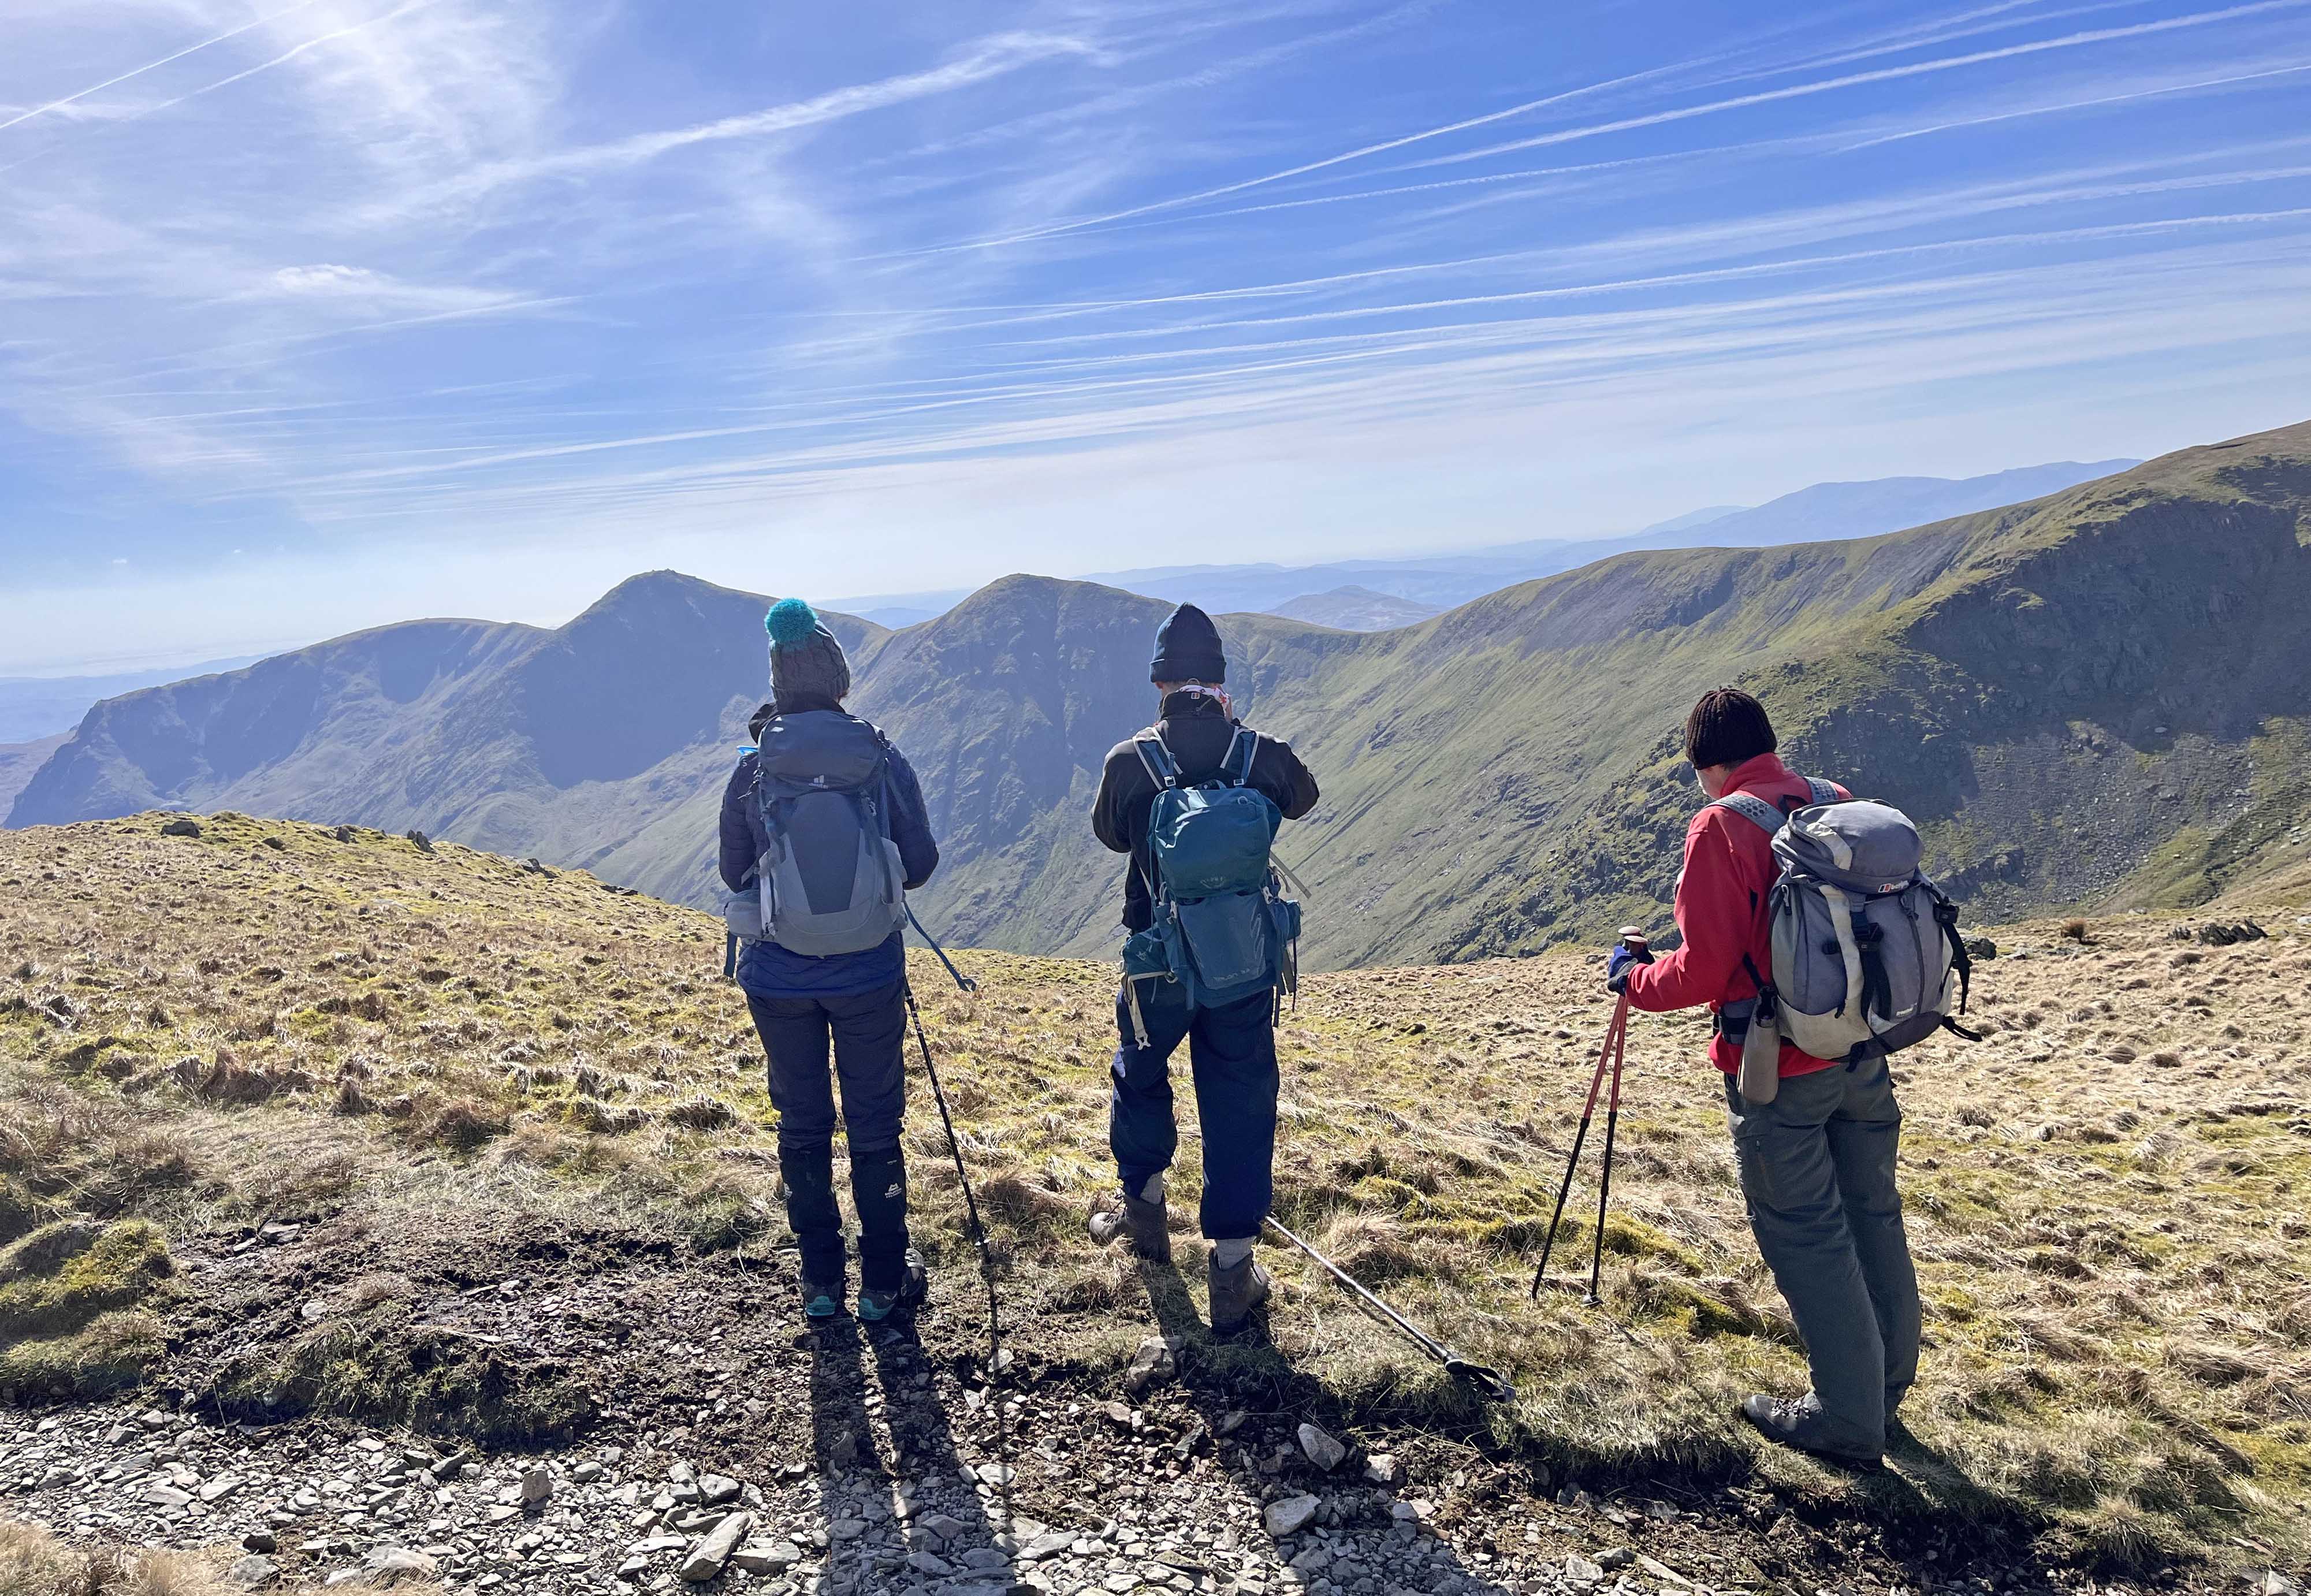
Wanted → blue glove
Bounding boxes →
[1605,941,1654,994]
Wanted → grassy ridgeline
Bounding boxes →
[1,813,2306,1572]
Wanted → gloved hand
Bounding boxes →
[1605,940,1654,995]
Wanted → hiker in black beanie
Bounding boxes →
[1087,604,1319,1332]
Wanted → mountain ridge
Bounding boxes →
[10,428,2303,969]
[823,459,2139,624]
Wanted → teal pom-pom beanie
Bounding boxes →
[763,597,851,704]
[765,597,821,648]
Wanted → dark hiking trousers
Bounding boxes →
[1724,1055,1922,1456]
[1110,980,1279,1242]
[746,982,911,1293]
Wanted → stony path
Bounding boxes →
[0,1318,1960,1596]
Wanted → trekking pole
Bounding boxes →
[1585,999,1631,1308]
[905,903,978,994]
[903,986,1004,1386]
[1263,1216,1517,1403]
[1529,928,1645,1306]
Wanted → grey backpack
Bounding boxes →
[727,710,907,959]
[1716,786,1978,1066]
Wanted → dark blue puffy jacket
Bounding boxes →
[718,697,939,999]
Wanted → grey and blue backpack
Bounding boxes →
[1715,784,1978,1066]
[1120,728,1301,1040]
[723,710,907,960]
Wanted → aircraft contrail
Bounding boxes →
[0,0,328,133]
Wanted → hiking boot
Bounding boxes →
[1207,1248,1272,1334]
[1739,1393,1881,1467]
[1089,1189,1172,1263]
[801,1275,847,1322]
[858,1250,928,1325]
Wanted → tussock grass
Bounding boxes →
[2,814,2307,1571]
[0,1218,175,1400]
[0,1521,433,1596]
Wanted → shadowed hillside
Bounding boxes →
[11,423,2309,969]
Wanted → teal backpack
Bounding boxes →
[1121,728,1301,1041]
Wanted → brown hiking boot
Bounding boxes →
[1089,1189,1171,1262]
[1207,1248,1272,1333]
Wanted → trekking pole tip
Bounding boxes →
[1446,1359,1518,1403]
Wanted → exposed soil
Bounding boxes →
[6,1206,2256,1596]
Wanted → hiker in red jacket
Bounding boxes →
[1614,688,1920,1467]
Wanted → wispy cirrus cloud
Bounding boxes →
[2,0,2310,671]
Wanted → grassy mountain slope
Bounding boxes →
[1241,424,2309,966]
[3,815,2305,1572]
[10,425,2306,970]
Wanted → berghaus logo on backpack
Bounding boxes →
[1714,784,1981,1070]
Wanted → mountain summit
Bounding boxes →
[12,425,2308,965]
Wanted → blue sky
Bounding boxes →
[4,0,2309,672]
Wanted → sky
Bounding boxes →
[4,1,2310,673]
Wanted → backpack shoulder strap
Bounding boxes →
[1220,728,1259,788]
[1803,776,1840,807]
[1134,733,1182,791]
[1711,791,1784,836]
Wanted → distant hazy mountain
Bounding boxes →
[0,735,66,817]
[0,656,261,743]
[1612,461,2142,552]
[1268,587,1443,630]
[852,606,947,630]
[15,430,2299,967]
[822,461,2137,623]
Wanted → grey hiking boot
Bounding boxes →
[858,1249,928,1325]
[1089,1190,1172,1263]
[1739,1393,1881,1467]
[801,1274,846,1322]
[1207,1248,1272,1334]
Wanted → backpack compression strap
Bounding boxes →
[1929,885,1983,1037]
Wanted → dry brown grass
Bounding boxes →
[2,813,2308,1571]
[0,1520,433,1596]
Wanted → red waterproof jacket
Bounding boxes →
[1622,752,1850,1078]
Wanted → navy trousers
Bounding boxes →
[1110,981,1279,1242]
[747,983,910,1292]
